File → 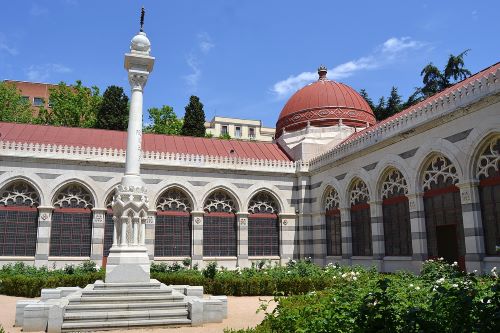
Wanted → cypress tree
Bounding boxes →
[181,95,206,137]
[359,89,375,111]
[384,86,402,119]
[95,85,129,131]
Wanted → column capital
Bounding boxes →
[37,206,54,212]
[92,208,108,213]
[278,213,297,219]
[236,212,249,217]
[368,200,383,206]
[191,211,205,217]
[407,192,424,200]
[456,180,480,189]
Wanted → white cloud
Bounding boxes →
[271,37,426,98]
[198,32,214,54]
[30,4,49,16]
[183,54,201,90]
[0,34,18,56]
[25,63,72,82]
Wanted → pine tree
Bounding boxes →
[359,89,375,111]
[181,95,206,137]
[374,96,386,121]
[95,86,129,131]
[384,87,402,119]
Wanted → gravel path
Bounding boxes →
[0,294,273,333]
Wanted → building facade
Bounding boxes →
[204,116,275,141]
[0,63,499,274]
[3,80,57,109]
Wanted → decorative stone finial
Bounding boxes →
[140,6,145,32]
[318,65,328,80]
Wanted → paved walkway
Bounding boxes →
[0,295,273,333]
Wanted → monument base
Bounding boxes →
[105,246,150,283]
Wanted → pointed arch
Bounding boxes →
[50,182,94,257]
[247,190,280,257]
[203,188,237,257]
[379,168,412,257]
[154,186,192,257]
[348,178,372,256]
[0,180,40,256]
[473,134,500,256]
[324,186,341,256]
[420,152,464,268]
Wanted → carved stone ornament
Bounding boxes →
[381,169,408,199]
[128,71,148,91]
[422,155,459,191]
[40,213,49,221]
[204,190,236,213]
[350,179,369,205]
[282,219,288,225]
[460,189,471,204]
[195,217,202,224]
[157,188,192,212]
[248,192,279,214]
[0,181,40,207]
[239,218,247,226]
[324,187,340,210]
[53,184,93,209]
[147,216,155,224]
[476,137,500,180]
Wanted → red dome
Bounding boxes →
[276,67,376,137]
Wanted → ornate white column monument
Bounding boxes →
[105,9,155,283]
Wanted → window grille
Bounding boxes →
[326,210,342,256]
[350,179,371,256]
[477,137,500,255]
[0,181,39,256]
[203,214,237,257]
[155,214,191,257]
[381,169,412,256]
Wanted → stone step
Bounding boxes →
[64,309,188,321]
[69,294,185,304]
[61,318,191,332]
[93,281,162,290]
[81,288,172,296]
[65,301,188,312]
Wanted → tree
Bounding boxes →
[420,63,445,98]
[181,95,206,137]
[95,85,129,131]
[37,81,101,128]
[359,89,375,111]
[374,96,386,121]
[384,87,402,119]
[0,82,33,123]
[443,49,471,86]
[144,105,183,135]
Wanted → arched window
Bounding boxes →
[324,187,341,256]
[247,191,279,257]
[103,193,114,258]
[0,181,40,256]
[476,137,500,256]
[422,155,464,267]
[203,190,237,257]
[381,169,412,256]
[350,179,372,256]
[155,188,192,257]
[50,184,93,257]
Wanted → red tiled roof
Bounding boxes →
[340,61,500,145]
[0,122,291,161]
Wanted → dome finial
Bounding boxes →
[140,6,145,32]
[318,65,327,80]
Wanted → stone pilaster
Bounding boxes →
[191,211,204,267]
[369,201,384,270]
[457,181,485,272]
[279,213,297,265]
[408,193,428,263]
[90,208,107,263]
[35,206,53,267]
[236,212,249,267]
[313,213,326,265]
[146,210,156,260]
[339,207,352,265]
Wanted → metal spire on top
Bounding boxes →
[140,6,145,32]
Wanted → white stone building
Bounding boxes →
[0,62,499,274]
[204,116,275,141]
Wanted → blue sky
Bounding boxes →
[1,1,498,127]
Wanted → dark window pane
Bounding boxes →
[49,211,92,257]
[248,216,279,256]
[203,215,237,257]
[155,214,192,257]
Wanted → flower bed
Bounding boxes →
[226,260,500,333]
